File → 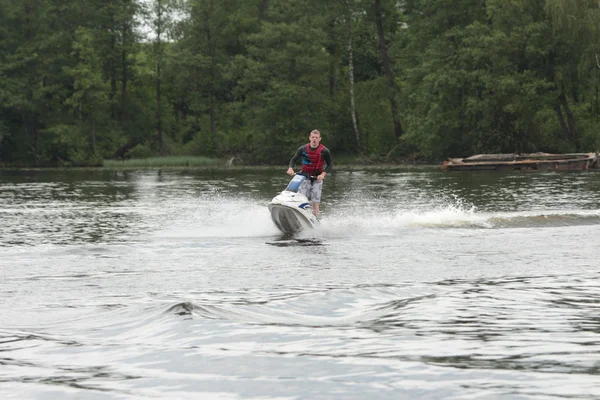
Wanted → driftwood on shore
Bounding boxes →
[442,152,599,171]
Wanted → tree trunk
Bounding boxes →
[89,107,97,156]
[209,100,216,147]
[109,5,118,120]
[594,72,600,121]
[374,0,404,139]
[121,41,128,123]
[155,1,163,154]
[346,12,361,151]
[259,0,269,20]
[206,0,216,145]
[90,123,96,156]
[595,57,600,120]
[559,93,577,138]
[156,61,163,154]
[328,17,336,97]
[554,104,569,139]
[24,1,38,162]
[29,113,38,163]
[110,61,117,120]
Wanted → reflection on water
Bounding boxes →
[0,168,599,399]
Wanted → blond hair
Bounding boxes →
[310,129,321,136]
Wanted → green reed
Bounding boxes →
[103,156,221,168]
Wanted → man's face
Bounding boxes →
[309,133,321,147]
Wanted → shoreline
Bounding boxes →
[0,155,443,171]
[0,163,442,172]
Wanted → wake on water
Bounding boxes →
[154,194,600,241]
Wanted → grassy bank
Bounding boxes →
[103,156,221,168]
[101,154,439,170]
[2,154,440,170]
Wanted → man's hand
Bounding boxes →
[316,172,326,181]
[286,168,295,176]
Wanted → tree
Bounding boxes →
[146,0,179,154]
[544,0,600,140]
[373,0,404,139]
[344,0,362,151]
[64,27,109,158]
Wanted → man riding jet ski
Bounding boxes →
[268,129,333,236]
[268,174,319,236]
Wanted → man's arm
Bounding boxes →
[322,148,332,174]
[287,146,304,175]
[316,148,332,180]
[288,146,304,169]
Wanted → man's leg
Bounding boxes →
[310,180,323,217]
[298,180,311,198]
[312,202,320,216]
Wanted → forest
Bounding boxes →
[1,0,600,166]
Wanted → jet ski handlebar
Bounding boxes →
[289,171,317,179]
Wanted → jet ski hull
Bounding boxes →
[268,175,319,236]
[268,203,317,235]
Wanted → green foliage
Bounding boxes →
[41,124,88,166]
[355,78,394,152]
[1,0,600,166]
[126,143,154,159]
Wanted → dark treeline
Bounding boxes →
[1,0,600,166]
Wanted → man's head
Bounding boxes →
[309,129,321,148]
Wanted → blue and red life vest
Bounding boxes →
[301,144,325,176]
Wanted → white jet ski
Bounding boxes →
[268,174,319,236]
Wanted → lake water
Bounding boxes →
[1,168,599,399]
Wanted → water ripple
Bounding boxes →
[2,169,600,399]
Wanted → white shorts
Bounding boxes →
[299,179,323,203]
